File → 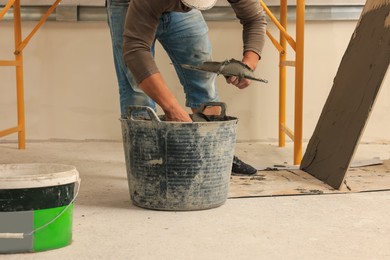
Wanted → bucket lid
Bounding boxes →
[0,163,79,189]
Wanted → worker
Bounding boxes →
[106,0,267,175]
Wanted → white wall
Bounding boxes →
[1,19,389,143]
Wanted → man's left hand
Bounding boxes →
[226,50,260,89]
[225,76,251,89]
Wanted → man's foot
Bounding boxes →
[231,156,257,175]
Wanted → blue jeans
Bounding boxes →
[106,0,219,118]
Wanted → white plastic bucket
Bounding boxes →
[0,163,80,253]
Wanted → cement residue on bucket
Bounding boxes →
[121,103,237,211]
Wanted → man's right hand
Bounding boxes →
[164,105,192,122]
[138,73,192,122]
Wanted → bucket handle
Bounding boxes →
[127,106,161,122]
[196,102,227,118]
[192,102,228,122]
[0,177,81,240]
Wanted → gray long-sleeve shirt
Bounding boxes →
[123,0,267,84]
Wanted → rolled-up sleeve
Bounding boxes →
[122,1,161,84]
[230,0,267,58]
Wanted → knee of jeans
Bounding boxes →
[120,92,156,109]
[121,105,156,119]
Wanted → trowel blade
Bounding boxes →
[218,72,269,83]
[180,64,268,84]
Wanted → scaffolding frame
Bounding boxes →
[0,0,61,149]
[260,0,305,165]
[1,1,304,165]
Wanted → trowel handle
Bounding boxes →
[197,102,227,117]
[127,106,161,122]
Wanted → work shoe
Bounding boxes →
[231,156,257,175]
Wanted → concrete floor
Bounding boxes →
[1,141,390,260]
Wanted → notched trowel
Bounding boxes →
[180,58,268,84]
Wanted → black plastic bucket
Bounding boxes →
[120,102,237,211]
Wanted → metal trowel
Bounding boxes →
[180,58,268,84]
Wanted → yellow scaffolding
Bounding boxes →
[0,0,61,149]
[260,0,305,165]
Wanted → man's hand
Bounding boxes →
[164,105,192,122]
[226,51,260,89]
[225,76,251,89]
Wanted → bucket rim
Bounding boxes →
[0,163,79,189]
[119,117,238,124]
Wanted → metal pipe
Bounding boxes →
[15,0,61,54]
[0,5,364,22]
[13,0,25,149]
[260,0,296,51]
[0,60,20,66]
[0,127,18,137]
[0,0,15,19]
[279,0,288,148]
[294,0,305,165]
[266,30,284,53]
[280,124,294,141]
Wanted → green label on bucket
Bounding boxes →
[33,204,73,252]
